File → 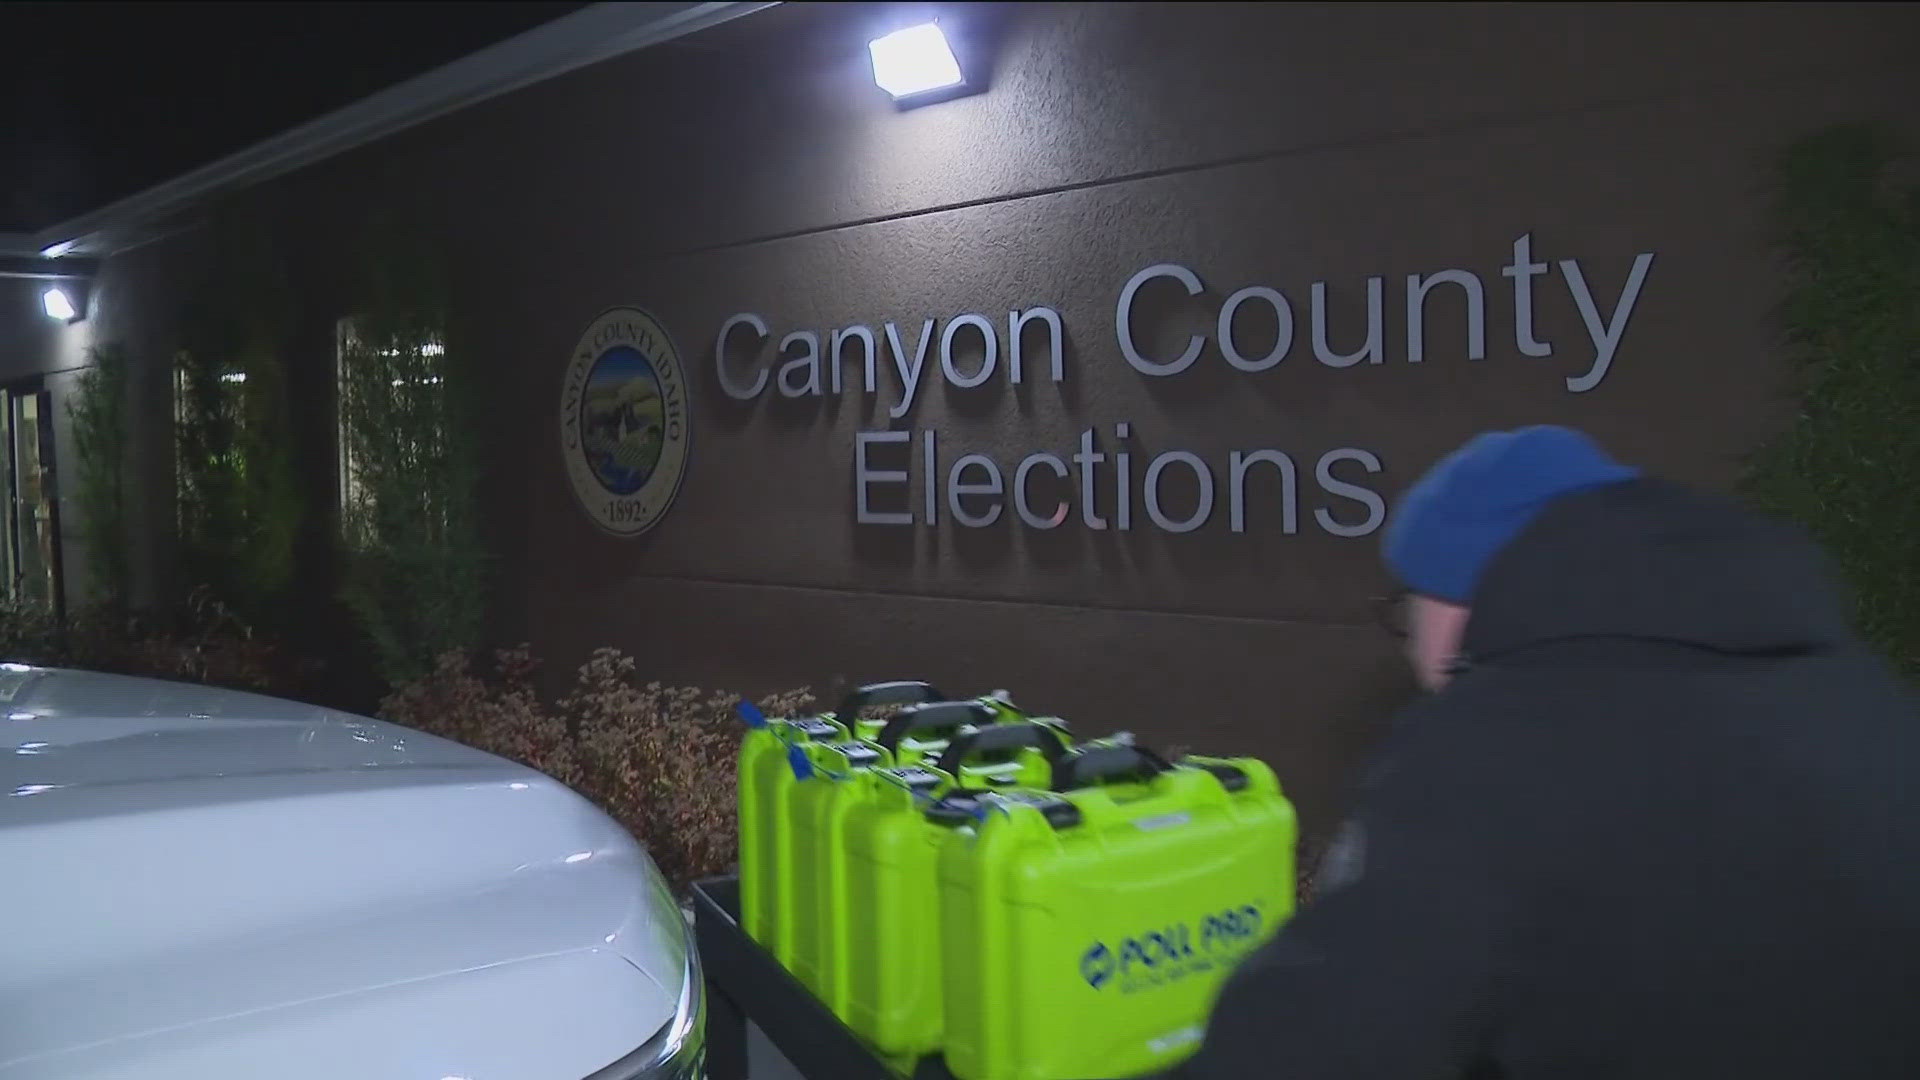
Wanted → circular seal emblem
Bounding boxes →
[560,307,690,536]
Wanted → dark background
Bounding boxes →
[0,1,586,231]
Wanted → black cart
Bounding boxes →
[692,876,963,1080]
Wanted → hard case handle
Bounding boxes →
[933,721,1069,778]
[874,701,998,757]
[834,680,946,725]
[1052,744,1174,791]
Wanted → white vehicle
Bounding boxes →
[0,665,704,1079]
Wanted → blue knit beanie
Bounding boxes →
[1384,426,1639,603]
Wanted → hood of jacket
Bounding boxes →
[1462,478,1857,665]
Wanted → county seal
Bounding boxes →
[560,307,690,536]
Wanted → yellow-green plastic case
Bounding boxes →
[836,721,1073,1058]
[737,712,841,965]
[788,703,1062,1015]
[738,681,947,964]
[937,749,1297,1080]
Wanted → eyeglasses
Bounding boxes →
[1371,588,1410,640]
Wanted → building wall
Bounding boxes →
[77,1,1920,839]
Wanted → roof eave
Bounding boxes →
[21,1,777,261]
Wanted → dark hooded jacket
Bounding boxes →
[1168,478,1920,1079]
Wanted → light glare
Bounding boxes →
[868,22,963,100]
[42,288,76,321]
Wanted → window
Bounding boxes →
[335,317,449,545]
[171,352,248,537]
[0,382,65,611]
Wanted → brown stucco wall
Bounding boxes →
[75,1,1920,839]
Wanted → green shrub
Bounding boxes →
[0,588,279,693]
[0,595,67,663]
[335,247,486,688]
[173,219,301,628]
[1746,125,1920,678]
[382,646,816,895]
[67,343,131,607]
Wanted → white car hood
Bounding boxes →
[0,667,686,1080]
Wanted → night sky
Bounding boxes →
[0,1,589,234]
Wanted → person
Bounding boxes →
[1167,425,1920,1079]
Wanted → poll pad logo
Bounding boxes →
[560,307,691,536]
[1081,903,1266,994]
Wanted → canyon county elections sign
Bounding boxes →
[570,236,1654,538]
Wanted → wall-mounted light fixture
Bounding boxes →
[42,286,79,322]
[4,247,96,323]
[868,21,966,104]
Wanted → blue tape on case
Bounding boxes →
[786,743,818,781]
